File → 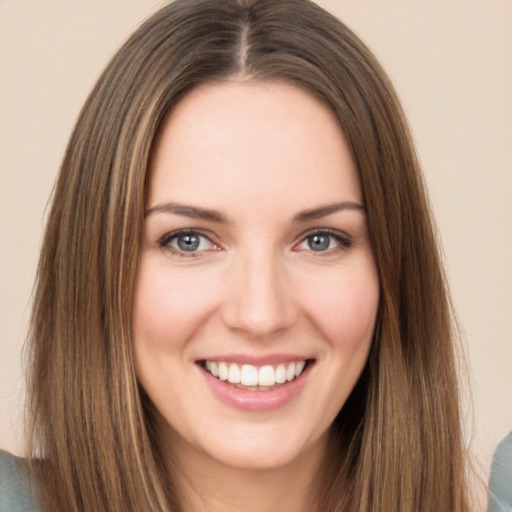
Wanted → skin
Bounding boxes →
[133,80,380,511]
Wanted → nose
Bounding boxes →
[221,248,298,339]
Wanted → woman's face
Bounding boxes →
[134,81,379,472]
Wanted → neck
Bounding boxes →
[161,431,328,512]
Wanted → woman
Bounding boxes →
[0,0,471,510]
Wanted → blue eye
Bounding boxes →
[160,231,215,255]
[296,230,351,253]
[175,233,201,251]
[307,234,331,251]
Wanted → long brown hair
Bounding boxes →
[25,0,470,510]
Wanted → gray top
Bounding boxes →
[488,431,512,512]
[0,450,40,512]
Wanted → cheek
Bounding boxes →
[299,263,380,348]
[132,260,220,351]
[337,274,379,341]
[294,262,379,431]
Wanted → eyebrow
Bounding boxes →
[146,202,227,223]
[292,201,366,223]
[145,200,365,223]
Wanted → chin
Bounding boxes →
[186,423,328,473]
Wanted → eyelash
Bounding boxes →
[296,228,353,254]
[158,229,217,258]
[158,228,352,258]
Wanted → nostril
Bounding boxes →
[221,298,298,338]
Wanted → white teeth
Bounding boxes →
[210,361,219,377]
[275,364,286,384]
[286,362,295,381]
[228,364,241,384]
[240,364,258,386]
[258,365,275,386]
[205,360,308,386]
[218,362,228,381]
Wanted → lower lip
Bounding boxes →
[200,364,311,412]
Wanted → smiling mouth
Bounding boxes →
[199,360,312,390]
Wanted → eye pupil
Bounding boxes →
[308,234,330,251]
[177,234,200,251]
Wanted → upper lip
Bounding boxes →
[196,354,314,366]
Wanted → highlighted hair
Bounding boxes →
[26,1,470,510]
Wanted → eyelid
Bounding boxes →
[293,227,352,252]
[158,228,221,257]
[156,227,352,258]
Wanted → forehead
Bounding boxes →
[147,80,362,215]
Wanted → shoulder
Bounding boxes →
[0,450,40,512]
[488,431,512,512]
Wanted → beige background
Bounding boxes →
[1,0,511,501]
